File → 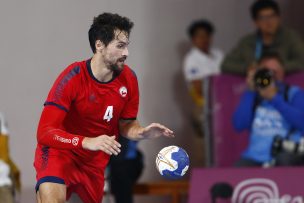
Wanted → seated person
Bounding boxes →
[233,53,304,167]
[183,19,223,135]
[0,113,21,203]
[221,0,304,75]
[109,136,143,203]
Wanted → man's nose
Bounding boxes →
[122,47,129,57]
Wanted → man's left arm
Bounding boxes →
[268,88,304,132]
[119,120,174,141]
[284,31,304,73]
[119,69,174,140]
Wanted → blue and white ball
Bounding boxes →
[155,146,190,179]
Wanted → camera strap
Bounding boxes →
[255,35,263,60]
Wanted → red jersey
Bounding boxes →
[36,59,139,168]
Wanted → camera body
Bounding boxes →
[254,68,274,89]
[271,135,304,156]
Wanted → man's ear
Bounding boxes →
[95,40,105,53]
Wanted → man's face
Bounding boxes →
[259,58,284,81]
[102,30,129,71]
[255,8,280,35]
[192,28,212,52]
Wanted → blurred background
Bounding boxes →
[0,0,304,202]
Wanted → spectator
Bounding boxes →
[109,136,143,203]
[222,0,304,75]
[183,19,223,135]
[0,113,21,203]
[233,53,304,167]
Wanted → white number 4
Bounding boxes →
[103,106,113,122]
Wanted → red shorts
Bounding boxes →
[34,145,106,203]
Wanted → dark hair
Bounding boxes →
[187,20,214,39]
[258,52,284,65]
[88,13,134,53]
[251,0,280,20]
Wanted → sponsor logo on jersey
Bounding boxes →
[54,135,71,144]
[119,86,128,97]
[72,137,79,146]
[53,135,79,147]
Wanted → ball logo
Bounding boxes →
[232,178,303,203]
[119,86,127,97]
[72,137,79,146]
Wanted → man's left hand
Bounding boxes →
[139,123,174,139]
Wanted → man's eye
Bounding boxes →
[117,44,125,48]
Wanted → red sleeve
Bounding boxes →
[37,64,84,149]
[37,106,84,149]
[44,64,80,112]
[120,69,139,120]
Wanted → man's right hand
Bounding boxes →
[82,135,121,155]
[246,65,257,91]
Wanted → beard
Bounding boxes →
[108,56,127,72]
[109,64,121,72]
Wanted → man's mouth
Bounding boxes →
[117,57,127,63]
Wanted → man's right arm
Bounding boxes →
[189,80,204,107]
[37,105,121,154]
[283,30,304,73]
[37,106,84,149]
[183,55,204,107]
[221,39,251,76]
[232,90,257,132]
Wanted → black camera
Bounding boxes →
[254,68,273,89]
[271,135,304,156]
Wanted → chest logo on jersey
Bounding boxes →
[119,86,128,97]
[72,137,79,146]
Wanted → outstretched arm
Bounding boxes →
[119,119,174,140]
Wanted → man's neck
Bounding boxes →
[197,47,210,55]
[261,32,275,46]
[91,54,113,83]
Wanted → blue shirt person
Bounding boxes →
[233,52,304,167]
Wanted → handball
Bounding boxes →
[155,146,189,179]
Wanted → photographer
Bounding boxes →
[233,52,304,167]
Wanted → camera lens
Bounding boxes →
[254,68,273,89]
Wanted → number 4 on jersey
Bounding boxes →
[103,106,113,122]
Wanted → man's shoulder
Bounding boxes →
[60,60,89,78]
[280,27,302,40]
[121,65,138,82]
[63,60,86,74]
[238,32,257,46]
[184,48,196,61]
[53,60,86,87]
[210,48,224,58]
[287,85,302,98]
[184,48,206,63]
